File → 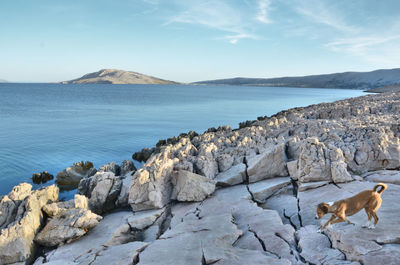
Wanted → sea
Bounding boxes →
[0,83,367,198]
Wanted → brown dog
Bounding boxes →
[315,183,387,231]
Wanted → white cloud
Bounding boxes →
[256,0,272,24]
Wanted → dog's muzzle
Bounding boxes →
[314,214,319,220]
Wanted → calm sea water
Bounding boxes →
[0,83,366,197]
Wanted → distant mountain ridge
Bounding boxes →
[61,69,178,85]
[0,79,8,83]
[193,68,400,90]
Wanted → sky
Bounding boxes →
[1,0,400,83]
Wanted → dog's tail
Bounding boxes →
[373,183,387,194]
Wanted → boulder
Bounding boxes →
[129,148,175,211]
[78,171,122,214]
[35,208,102,247]
[215,163,246,187]
[98,161,120,175]
[248,177,291,202]
[216,153,234,172]
[194,155,219,179]
[246,143,288,183]
[171,170,216,202]
[120,159,136,176]
[0,185,58,264]
[331,161,353,183]
[0,183,32,230]
[294,137,331,183]
[31,171,53,184]
[116,174,133,207]
[56,161,97,188]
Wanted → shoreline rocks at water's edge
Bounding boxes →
[1,91,400,265]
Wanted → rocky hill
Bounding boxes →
[61,69,178,85]
[2,92,400,264]
[194,68,400,90]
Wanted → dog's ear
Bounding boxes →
[318,203,329,214]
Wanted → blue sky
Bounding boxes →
[1,0,400,82]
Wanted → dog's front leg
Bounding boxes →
[318,215,337,232]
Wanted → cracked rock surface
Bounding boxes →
[3,92,400,264]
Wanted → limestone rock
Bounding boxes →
[0,183,32,230]
[194,155,219,179]
[0,185,58,264]
[295,137,331,183]
[56,161,96,188]
[297,180,329,192]
[247,143,288,183]
[120,159,136,176]
[171,170,216,201]
[215,163,246,186]
[129,148,174,211]
[98,161,120,175]
[127,208,165,230]
[248,177,290,202]
[78,171,122,214]
[263,192,301,229]
[216,153,234,172]
[116,174,133,207]
[364,170,400,184]
[296,225,345,264]
[36,211,145,264]
[331,161,353,183]
[35,208,102,247]
[31,171,53,184]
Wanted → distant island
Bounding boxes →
[193,68,400,90]
[0,79,8,83]
[60,69,179,85]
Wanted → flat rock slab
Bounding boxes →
[297,180,329,192]
[263,192,301,229]
[127,208,164,230]
[299,180,400,263]
[296,225,345,264]
[364,170,400,184]
[215,163,246,186]
[139,184,295,264]
[248,177,290,202]
[89,241,148,265]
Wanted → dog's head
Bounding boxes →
[315,203,329,219]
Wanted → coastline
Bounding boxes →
[1,91,400,264]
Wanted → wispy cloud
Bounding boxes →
[325,34,400,64]
[165,0,262,44]
[295,0,357,33]
[256,0,272,24]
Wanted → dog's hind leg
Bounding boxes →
[362,208,373,228]
[371,211,379,228]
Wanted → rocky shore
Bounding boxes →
[1,92,400,265]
